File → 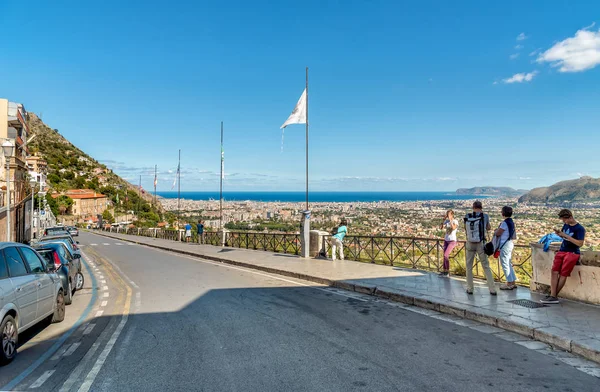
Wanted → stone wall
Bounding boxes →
[530,243,600,305]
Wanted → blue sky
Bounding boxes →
[1,1,599,191]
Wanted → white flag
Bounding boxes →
[280,89,307,129]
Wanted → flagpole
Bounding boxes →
[220,121,224,231]
[138,175,141,219]
[305,66,309,211]
[154,164,157,206]
[177,149,181,227]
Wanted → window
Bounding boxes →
[20,247,45,273]
[37,250,54,267]
[4,247,28,277]
[0,251,7,279]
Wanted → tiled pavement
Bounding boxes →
[90,230,600,365]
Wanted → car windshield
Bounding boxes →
[46,227,68,235]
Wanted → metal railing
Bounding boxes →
[224,232,301,255]
[98,227,532,284]
[323,235,532,284]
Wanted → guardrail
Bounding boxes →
[322,235,532,284]
[99,227,532,284]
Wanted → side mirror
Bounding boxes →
[46,264,56,273]
[74,253,81,259]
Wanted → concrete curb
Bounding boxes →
[90,230,600,365]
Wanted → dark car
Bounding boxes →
[43,227,70,237]
[34,243,83,305]
[38,235,80,255]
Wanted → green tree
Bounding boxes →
[74,176,86,188]
[102,209,114,224]
[45,193,59,216]
[56,195,74,215]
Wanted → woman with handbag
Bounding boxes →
[439,210,458,277]
[494,206,517,290]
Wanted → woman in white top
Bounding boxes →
[495,206,517,290]
[439,209,458,277]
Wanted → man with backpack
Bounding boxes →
[464,201,497,295]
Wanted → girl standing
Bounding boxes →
[440,210,458,277]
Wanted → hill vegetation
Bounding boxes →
[27,113,169,226]
[518,176,600,203]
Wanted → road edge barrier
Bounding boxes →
[89,230,600,365]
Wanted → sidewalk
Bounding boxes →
[91,230,600,365]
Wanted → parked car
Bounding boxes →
[38,235,80,255]
[34,243,83,305]
[43,226,70,237]
[0,243,65,365]
[67,226,79,237]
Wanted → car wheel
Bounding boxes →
[0,315,17,365]
[52,291,66,323]
[75,272,84,291]
[65,282,73,305]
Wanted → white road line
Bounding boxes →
[102,285,109,291]
[77,314,129,392]
[100,301,108,307]
[83,324,96,335]
[115,243,124,245]
[95,310,104,317]
[50,345,69,361]
[103,292,109,298]
[100,280,106,284]
[102,243,109,246]
[29,370,55,389]
[64,342,81,356]
[90,244,97,246]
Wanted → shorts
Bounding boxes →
[552,251,580,277]
[185,230,192,237]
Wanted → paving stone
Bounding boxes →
[533,326,572,351]
[469,325,504,334]
[494,331,530,342]
[515,340,551,350]
[572,339,600,364]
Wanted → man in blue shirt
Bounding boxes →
[196,220,205,244]
[541,209,586,304]
[331,218,348,261]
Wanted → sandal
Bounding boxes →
[500,284,516,290]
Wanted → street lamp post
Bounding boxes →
[29,178,36,241]
[2,141,15,242]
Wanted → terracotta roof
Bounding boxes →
[52,189,107,200]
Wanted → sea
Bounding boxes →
[155,191,486,203]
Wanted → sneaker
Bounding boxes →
[540,296,560,304]
[438,271,449,277]
[466,289,474,295]
[500,284,516,290]
[490,291,497,296]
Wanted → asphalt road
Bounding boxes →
[2,231,599,391]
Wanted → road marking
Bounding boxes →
[102,243,109,246]
[100,280,106,284]
[29,370,55,389]
[95,310,104,317]
[90,244,97,246]
[1,253,98,391]
[51,345,69,361]
[115,243,124,245]
[102,285,109,291]
[103,292,109,298]
[77,254,133,392]
[100,301,108,307]
[64,342,81,356]
[83,324,96,335]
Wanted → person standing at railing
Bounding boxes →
[494,206,517,290]
[196,220,205,244]
[439,210,458,277]
[464,201,497,295]
[331,218,348,261]
[184,222,192,243]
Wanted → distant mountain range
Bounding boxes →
[518,176,600,203]
[455,187,527,197]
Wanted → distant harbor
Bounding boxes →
[156,191,488,203]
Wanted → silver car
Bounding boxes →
[0,243,65,365]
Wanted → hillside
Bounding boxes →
[455,187,527,197]
[27,113,164,225]
[518,176,600,203]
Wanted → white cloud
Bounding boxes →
[509,53,520,60]
[529,49,540,57]
[537,25,600,72]
[519,177,532,180]
[502,71,538,84]
[517,33,528,41]
[515,44,524,50]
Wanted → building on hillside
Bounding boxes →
[0,99,30,207]
[26,156,48,192]
[52,189,109,222]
